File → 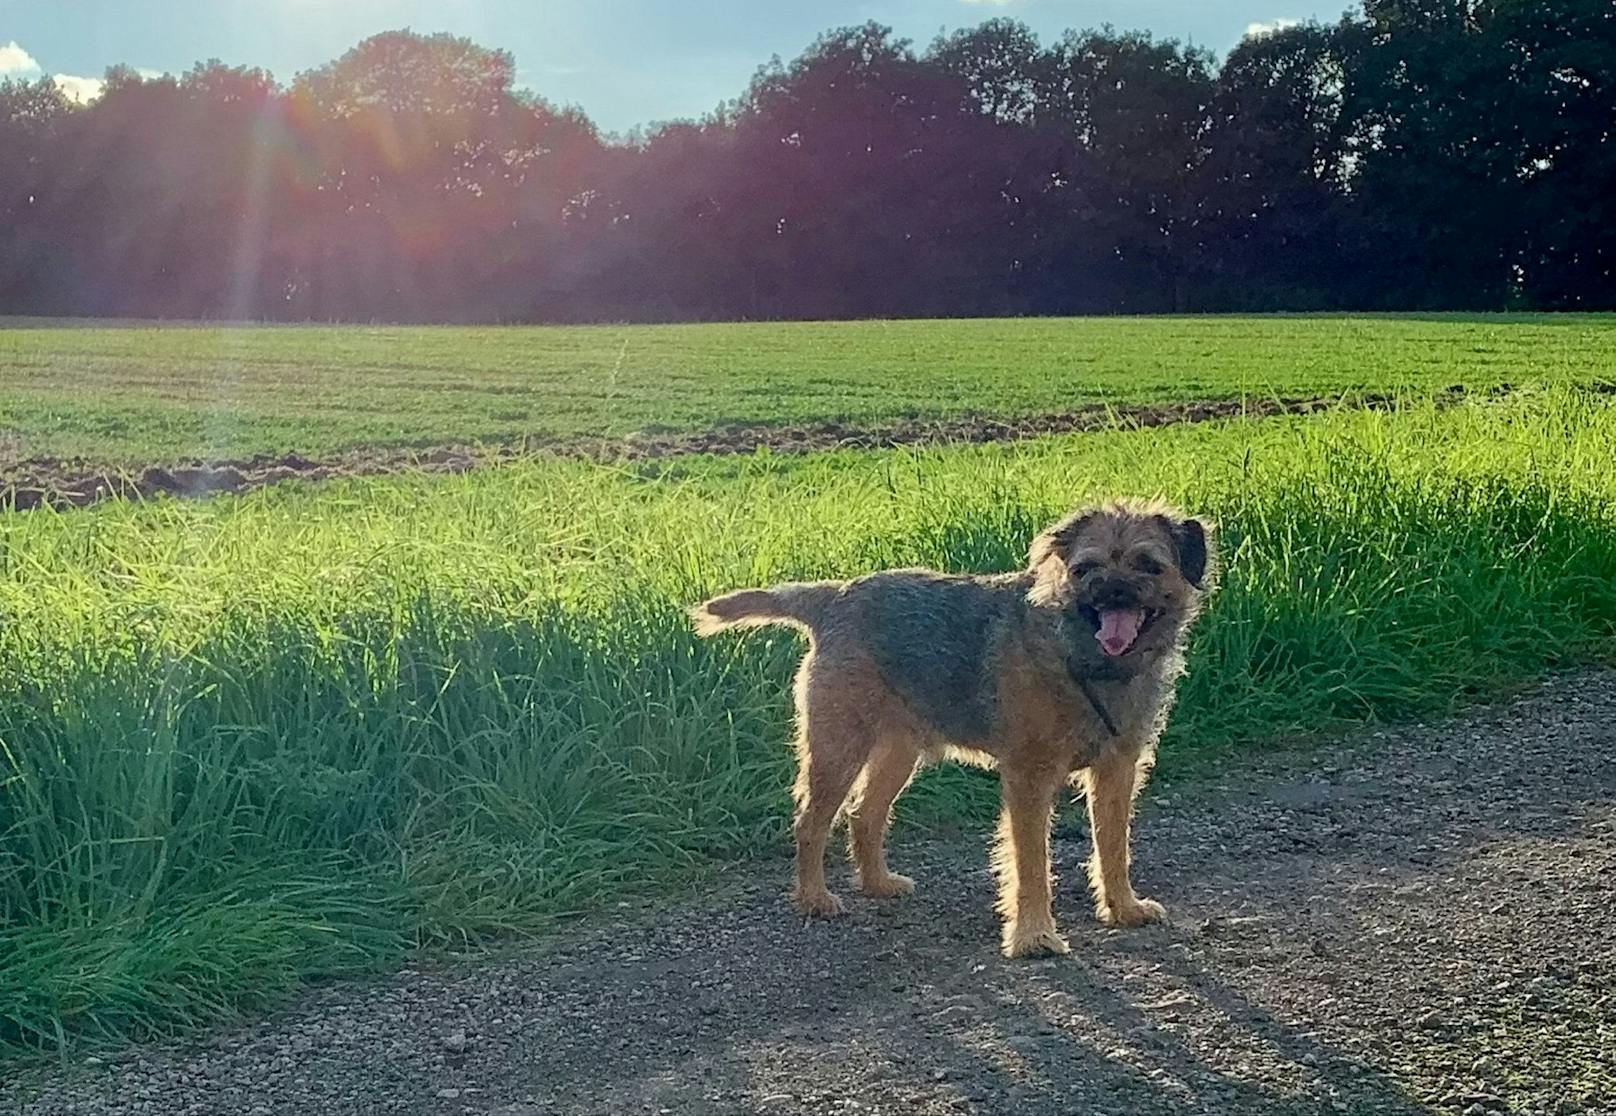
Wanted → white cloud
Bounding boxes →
[0,40,119,103]
[137,67,165,80]
[53,74,106,104]
[0,40,42,75]
[1245,18,1301,38]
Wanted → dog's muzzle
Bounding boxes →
[1076,582,1159,658]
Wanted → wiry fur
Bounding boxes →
[692,499,1217,957]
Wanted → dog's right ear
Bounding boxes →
[1028,509,1095,570]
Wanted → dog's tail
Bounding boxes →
[690,581,842,637]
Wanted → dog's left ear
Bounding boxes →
[1160,515,1212,588]
[1028,509,1095,570]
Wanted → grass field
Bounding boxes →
[3,314,1615,465]
[3,385,1616,1052]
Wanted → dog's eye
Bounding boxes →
[1132,556,1165,575]
[1070,560,1100,577]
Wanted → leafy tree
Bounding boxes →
[1200,22,1358,308]
[928,18,1056,125]
[1,6,1612,321]
[0,78,76,311]
[1040,29,1218,312]
[1489,0,1616,307]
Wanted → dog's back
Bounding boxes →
[844,570,1024,740]
[694,568,1027,742]
[692,568,1020,637]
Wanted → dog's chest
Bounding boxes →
[999,651,1164,762]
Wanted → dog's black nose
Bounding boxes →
[1090,579,1142,609]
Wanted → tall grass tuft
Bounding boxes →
[3,389,1615,1051]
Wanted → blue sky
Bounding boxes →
[2,1,1349,134]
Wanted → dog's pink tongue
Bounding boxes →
[1096,608,1145,657]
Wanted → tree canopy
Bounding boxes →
[2,4,1611,322]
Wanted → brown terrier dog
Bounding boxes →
[692,500,1215,957]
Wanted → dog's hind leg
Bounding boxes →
[792,742,863,917]
[993,762,1070,958]
[847,737,921,899]
[790,662,872,917]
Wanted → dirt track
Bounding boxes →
[8,672,1614,1115]
[0,392,1419,510]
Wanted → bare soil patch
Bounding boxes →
[1,391,1446,511]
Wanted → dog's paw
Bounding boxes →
[1002,925,1071,959]
[794,889,847,918]
[1098,896,1166,928]
[858,872,915,899]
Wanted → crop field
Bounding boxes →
[3,312,1616,1055]
[3,314,1615,467]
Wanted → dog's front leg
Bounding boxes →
[993,764,1070,957]
[1082,750,1165,927]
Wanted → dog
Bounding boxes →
[691,499,1216,957]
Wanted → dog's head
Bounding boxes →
[1028,500,1216,674]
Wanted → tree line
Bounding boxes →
[1,0,1611,323]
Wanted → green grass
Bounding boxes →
[3,387,1616,1053]
[2,314,1614,465]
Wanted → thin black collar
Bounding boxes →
[1065,656,1120,738]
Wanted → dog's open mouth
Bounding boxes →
[1081,605,1161,657]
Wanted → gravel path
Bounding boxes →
[9,673,1615,1115]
